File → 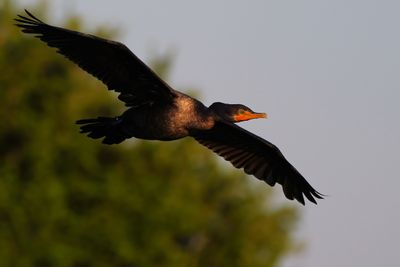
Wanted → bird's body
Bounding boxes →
[104,92,214,142]
[16,10,323,204]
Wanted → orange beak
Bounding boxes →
[234,111,267,122]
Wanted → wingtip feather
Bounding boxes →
[24,9,44,23]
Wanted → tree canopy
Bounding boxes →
[0,2,300,266]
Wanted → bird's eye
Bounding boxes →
[239,109,245,114]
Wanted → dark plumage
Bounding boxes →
[16,10,323,205]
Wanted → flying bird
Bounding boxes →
[15,10,323,205]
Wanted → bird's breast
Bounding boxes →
[163,97,214,137]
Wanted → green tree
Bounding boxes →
[0,2,300,267]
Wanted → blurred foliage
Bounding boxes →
[0,1,300,267]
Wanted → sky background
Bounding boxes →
[17,1,400,266]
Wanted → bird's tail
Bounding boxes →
[76,116,130,145]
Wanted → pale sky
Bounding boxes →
[18,1,400,267]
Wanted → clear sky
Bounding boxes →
[18,1,400,266]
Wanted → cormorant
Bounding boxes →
[15,10,323,205]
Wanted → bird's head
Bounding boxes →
[209,102,267,123]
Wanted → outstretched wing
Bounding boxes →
[15,10,176,106]
[192,122,323,205]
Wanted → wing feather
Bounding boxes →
[193,122,323,205]
[15,10,176,106]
